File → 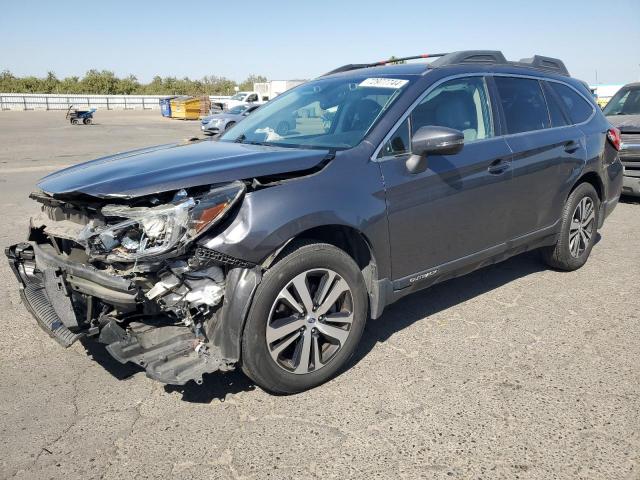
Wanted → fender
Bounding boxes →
[208,266,262,362]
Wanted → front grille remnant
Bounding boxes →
[194,247,256,269]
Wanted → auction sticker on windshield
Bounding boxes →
[359,78,409,89]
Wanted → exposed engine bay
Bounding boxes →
[6,181,262,385]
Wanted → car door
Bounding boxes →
[492,76,586,238]
[377,75,514,285]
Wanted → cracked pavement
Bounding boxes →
[0,111,638,479]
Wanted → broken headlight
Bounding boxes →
[83,181,245,261]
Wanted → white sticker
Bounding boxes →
[358,78,409,89]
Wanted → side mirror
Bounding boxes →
[406,126,465,174]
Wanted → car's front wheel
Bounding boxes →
[241,242,368,394]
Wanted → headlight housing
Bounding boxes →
[82,181,245,261]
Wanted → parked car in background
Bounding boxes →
[6,50,623,394]
[603,82,640,196]
[201,104,260,135]
[212,91,262,111]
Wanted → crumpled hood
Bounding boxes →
[607,114,640,132]
[38,140,330,199]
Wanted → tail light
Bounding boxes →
[607,127,622,151]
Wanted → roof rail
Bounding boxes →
[322,50,570,77]
[516,55,569,76]
[322,53,448,76]
[429,50,507,67]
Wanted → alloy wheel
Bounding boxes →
[569,196,595,258]
[266,269,354,375]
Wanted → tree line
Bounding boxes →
[0,70,267,96]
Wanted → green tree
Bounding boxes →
[0,70,267,96]
[239,74,267,91]
[42,71,60,93]
[117,74,140,95]
[387,56,406,65]
[81,70,119,94]
[59,76,81,94]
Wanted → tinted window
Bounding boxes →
[378,118,410,158]
[549,82,594,123]
[411,77,493,142]
[495,77,550,134]
[602,87,640,116]
[542,82,569,127]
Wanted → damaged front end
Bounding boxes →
[6,181,262,385]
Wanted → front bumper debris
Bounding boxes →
[6,243,83,347]
[5,239,249,385]
[100,319,233,385]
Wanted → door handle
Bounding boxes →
[487,158,511,174]
[564,140,580,154]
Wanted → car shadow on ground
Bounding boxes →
[81,250,557,402]
[620,194,640,205]
[346,250,548,371]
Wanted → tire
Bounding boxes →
[224,121,235,131]
[541,182,599,271]
[83,117,92,125]
[241,242,368,394]
[71,119,78,125]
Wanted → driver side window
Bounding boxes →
[378,77,493,159]
[412,77,493,142]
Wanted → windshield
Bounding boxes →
[219,75,415,149]
[230,93,248,101]
[603,87,640,116]
[227,105,248,115]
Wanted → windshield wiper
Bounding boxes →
[233,134,271,146]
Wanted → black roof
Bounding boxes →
[323,50,570,78]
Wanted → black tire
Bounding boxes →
[83,117,92,125]
[224,121,235,131]
[71,119,78,125]
[241,242,368,394]
[541,182,599,271]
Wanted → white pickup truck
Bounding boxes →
[212,91,263,112]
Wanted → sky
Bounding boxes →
[1,0,639,86]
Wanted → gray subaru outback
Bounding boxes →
[6,51,623,393]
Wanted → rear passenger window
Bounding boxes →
[542,82,569,127]
[494,77,550,134]
[549,82,594,124]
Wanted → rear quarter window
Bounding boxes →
[542,82,569,127]
[549,82,594,124]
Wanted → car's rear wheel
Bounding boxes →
[541,182,599,271]
[241,242,367,394]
